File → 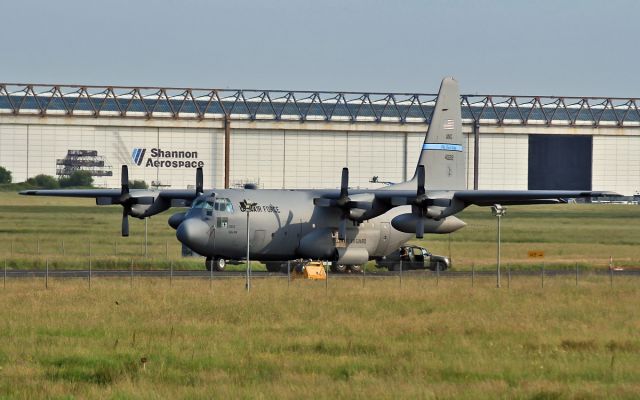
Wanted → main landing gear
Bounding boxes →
[205,257,226,271]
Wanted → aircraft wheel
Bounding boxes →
[205,257,226,271]
[349,264,363,274]
[331,263,348,273]
[265,262,283,273]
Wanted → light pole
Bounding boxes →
[243,199,257,292]
[491,204,506,288]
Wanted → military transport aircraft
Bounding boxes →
[20,78,614,272]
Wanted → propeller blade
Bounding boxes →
[417,165,425,196]
[338,215,347,241]
[196,167,203,195]
[121,208,130,237]
[340,167,349,198]
[121,165,129,194]
[416,217,424,239]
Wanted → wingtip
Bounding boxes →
[19,190,37,195]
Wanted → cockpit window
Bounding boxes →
[214,198,234,213]
[192,198,214,210]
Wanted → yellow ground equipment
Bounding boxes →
[292,261,327,280]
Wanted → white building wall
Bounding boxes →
[592,136,640,195]
[0,123,223,188]
[283,130,348,189]
[1,116,639,194]
[0,124,28,182]
[477,133,528,190]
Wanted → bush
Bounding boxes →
[27,174,60,189]
[129,180,148,189]
[59,170,93,187]
[0,166,11,184]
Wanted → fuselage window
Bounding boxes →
[225,199,234,213]
[216,217,228,228]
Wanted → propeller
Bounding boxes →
[119,165,132,237]
[195,166,203,196]
[115,165,155,237]
[392,165,452,239]
[313,168,373,241]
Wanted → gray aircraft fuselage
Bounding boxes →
[174,188,445,264]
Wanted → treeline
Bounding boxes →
[0,166,147,189]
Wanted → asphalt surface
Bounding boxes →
[2,268,638,279]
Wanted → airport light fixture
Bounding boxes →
[244,199,258,292]
[491,204,507,288]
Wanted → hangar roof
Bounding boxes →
[1,83,638,127]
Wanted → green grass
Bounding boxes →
[1,192,639,270]
[1,277,640,398]
[2,192,640,397]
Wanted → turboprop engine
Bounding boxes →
[391,214,466,235]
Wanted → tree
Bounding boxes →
[0,166,11,184]
[129,180,148,189]
[27,174,60,189]
[59,170,93,187]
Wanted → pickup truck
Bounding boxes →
[376,245,450,272]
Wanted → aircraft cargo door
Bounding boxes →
[251,230,266,253]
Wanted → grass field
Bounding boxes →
[1,276,640,398]
[0,192,639,270]
[2,194,640,398]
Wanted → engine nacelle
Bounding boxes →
[335,247,369,265]
[296,228,336,260]
[168,212,187,230]
[391,214,466,234]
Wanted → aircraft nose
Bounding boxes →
[176,218,211,254]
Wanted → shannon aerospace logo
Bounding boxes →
[131,148,146,166]
[130,147,204,168]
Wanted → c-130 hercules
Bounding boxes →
[21,78,614,272]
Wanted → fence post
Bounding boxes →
[45,259,49,289]
[436,263,440,287]
[610,265,614,288]
[89,256,92,290]
[165,241,169,258]
[325,262,328,293]
[209,262,213,291]
[130,259,133,288]
[170,260,173,287]
[61,240,65,256]
[89,239,92,258]
[471,263,475,288]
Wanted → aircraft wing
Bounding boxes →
[451,190,618,206]
[20,189,123,198]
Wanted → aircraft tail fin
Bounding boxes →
[397,77,466,190]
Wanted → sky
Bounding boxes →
[1,0,639,97]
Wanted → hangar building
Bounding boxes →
[0,83,638,195]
